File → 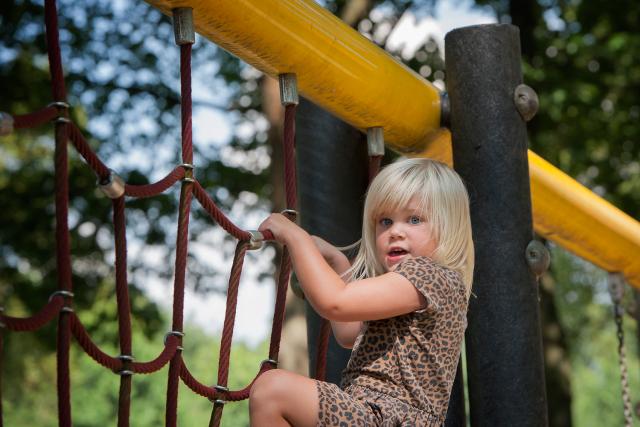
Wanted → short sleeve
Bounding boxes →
[393,256,459,313]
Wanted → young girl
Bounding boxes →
[250,158,474,426]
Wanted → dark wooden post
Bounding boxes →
[296,98,369,384]
[445,24,549,426]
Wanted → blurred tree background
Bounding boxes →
[1,0,639,426]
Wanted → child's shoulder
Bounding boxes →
[395,256,460,280]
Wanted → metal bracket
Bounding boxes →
[366,127,385,157]
[173,8,195,45]
[279,74,299,106]
[525,240,550,278]
[514,84,539,122]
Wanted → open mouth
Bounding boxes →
[388,248,408,257]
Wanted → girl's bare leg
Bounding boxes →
[249,369,319,427]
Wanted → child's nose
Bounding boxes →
[389,224,405,237]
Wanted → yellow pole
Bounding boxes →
[146,0,443,152]
[145,0,640,288]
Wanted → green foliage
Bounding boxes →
[551,246,639,427]
[3,320,267,426]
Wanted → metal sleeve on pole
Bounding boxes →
[172,8,195,45]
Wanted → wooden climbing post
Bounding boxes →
[445,24,548,426]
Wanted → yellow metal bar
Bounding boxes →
[414,144,640,288]
[146,0,443,152]
[145,0,640,288]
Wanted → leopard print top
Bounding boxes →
[340,256,468,423]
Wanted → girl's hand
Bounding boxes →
[258,213,305,245]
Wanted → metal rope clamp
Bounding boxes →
[98,170,126,199]
[0,112,14,137]
[247,230,264,250]
[49,101,71,125]
[117,354,135,377]
[181,163,195,183]
[49,290,75,313]
[164,330,185,351]
[281,209,298,222]
[260,358,278,369]
[208,384,229,404]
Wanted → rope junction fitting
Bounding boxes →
[98,170,126,199]
[247,230,265,250]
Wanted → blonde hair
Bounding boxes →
[348,158,474,295]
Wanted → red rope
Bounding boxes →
[125,167,185,198]
[369,155,383,183]
[69,314,120,370]
[180,44,193,165]
[180,360,274,401]
[12,106,58,129]
[131,337,180,374]
[216,242,249,389]
[165,40,196,427]
[193,181,251,240]
[4,0,305,424]
[67,122,110,179]
[268,248,292,361]
[113,196,133,427]
[0,297,63,331]
[314,319,332,381]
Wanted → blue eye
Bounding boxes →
[379,217,392,226]
[409,216,421,224]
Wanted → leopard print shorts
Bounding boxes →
[316,381,442,426]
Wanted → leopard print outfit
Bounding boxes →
[316,256,468,426]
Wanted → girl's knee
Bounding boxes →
[250,369,289,405]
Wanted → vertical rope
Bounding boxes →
[208,242,248,427]
[180,44,193,165]
[54,102,72,427]
[45,0,72,423]
[113,197,133,427]
[166,42,194,427]
[268,248,292,361]
[314,319,332,381]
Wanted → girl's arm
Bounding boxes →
[310,236,362,349]
[259,214,426,323]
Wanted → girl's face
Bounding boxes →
[374,197,437,272]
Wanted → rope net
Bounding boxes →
[0,2,382,426]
